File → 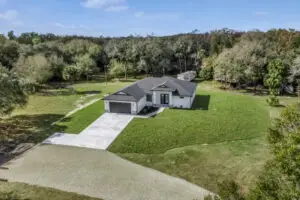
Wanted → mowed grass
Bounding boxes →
[0,182,101,200]
[56,100,105,134]
[109,88,270,154]
[1,81,131,142]
[1,81,131,199]
[108,86,271,192]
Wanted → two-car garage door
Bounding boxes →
[109,102,131,114]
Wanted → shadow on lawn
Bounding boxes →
[76,90,101,95]
[38,88,101,97]
[0,114,67,165]
[0,114,66,147]
[192,95,211,110]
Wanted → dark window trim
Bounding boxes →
[146,94,152,102]
[160,93,170,105]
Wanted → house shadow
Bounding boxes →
[192,95,211,110]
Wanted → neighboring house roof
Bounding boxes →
[104,77,197,102]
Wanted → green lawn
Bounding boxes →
[1,79,298,195]
[109,88,270,154]
[0,182,101,200]
[0,81,131,200]
[56,100,105,134]
[108,86,272,192]
[1,81,131,144]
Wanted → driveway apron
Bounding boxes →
[43,113,133,150]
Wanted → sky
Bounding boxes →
[0,0,300,37]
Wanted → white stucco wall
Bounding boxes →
[172,96,192,108]
[105,88,196,113]
[153,91,173,106]
[131,102,137,114]
[104,100,110,112]
[137,96,146,114]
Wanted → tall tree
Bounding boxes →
[7,30,16,40]
[0,66,27,115]
[265,59,287,106]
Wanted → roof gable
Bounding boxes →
[116,91,127,95]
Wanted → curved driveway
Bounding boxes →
[0,145,213,200]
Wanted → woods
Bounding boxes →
[1,28,300,113]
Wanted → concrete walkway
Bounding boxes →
[0,145,213,200]
[44,113,133,150]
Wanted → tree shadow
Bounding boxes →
[37,88,101,96]
[38,89,76,96]
[192,95,211,110]
[0,114,67,164]
[238,88,269,96]
[76,90,101,95]
[273,104,286,108]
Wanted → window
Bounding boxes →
[160,94,169,105]
[180,96,184,99]
[146,94,152,102]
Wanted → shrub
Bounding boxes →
[199,67,213,81]
[266,95,280,106]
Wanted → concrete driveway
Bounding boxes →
[43,113,133,150]
[0,145,212,200]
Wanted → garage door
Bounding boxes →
[109,102,131,114]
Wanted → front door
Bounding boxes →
[160,94,169,105]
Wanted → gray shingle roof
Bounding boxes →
[139,77,197,96]
[104,77,197,102]
[104,83,145,102]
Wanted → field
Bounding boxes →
[0,81,132,150]
[1,80,298,195]
[0,80,132,199]
[108,84,298,192]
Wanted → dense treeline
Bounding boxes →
[1,29,300,95]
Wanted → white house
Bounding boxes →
[104,77,197,114]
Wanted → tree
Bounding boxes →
[0,40,20,70]
[249,104,300,199]
[32,36,41,45]
[236,40,267,89]
[62,64,82,82]
[7,30,16,40]
[199,56,215,81]
[0,66,27,115]
[14,54,54,90]
[109,59,126,79]
[214,48,235,88]
[75,54,96,80]
[288,56,300,94]
[264,59,286,106]
[214,39,268,88]
[0,34,7,43]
